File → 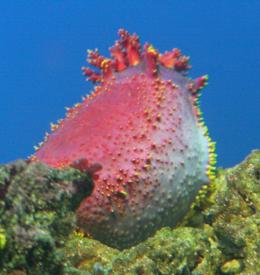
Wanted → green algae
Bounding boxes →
[0,229,6,251]
[0,160,92,274]
[63,226,221,274]
[0,150,259,274]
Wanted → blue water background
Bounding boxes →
[0,1,259,167]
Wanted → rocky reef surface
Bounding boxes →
[0,151,259,274]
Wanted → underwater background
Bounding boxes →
[0,2,260,274]
[0,1,259,166]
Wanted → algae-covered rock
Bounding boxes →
[63,226,221,274]
[0,160,92,274]
[0,151,259,274]
[202,150,260,274]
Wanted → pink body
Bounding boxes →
[34,30,214,249]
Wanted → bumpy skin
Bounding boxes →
[34,30,215,249]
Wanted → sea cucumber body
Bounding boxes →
[34,30,214,249]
